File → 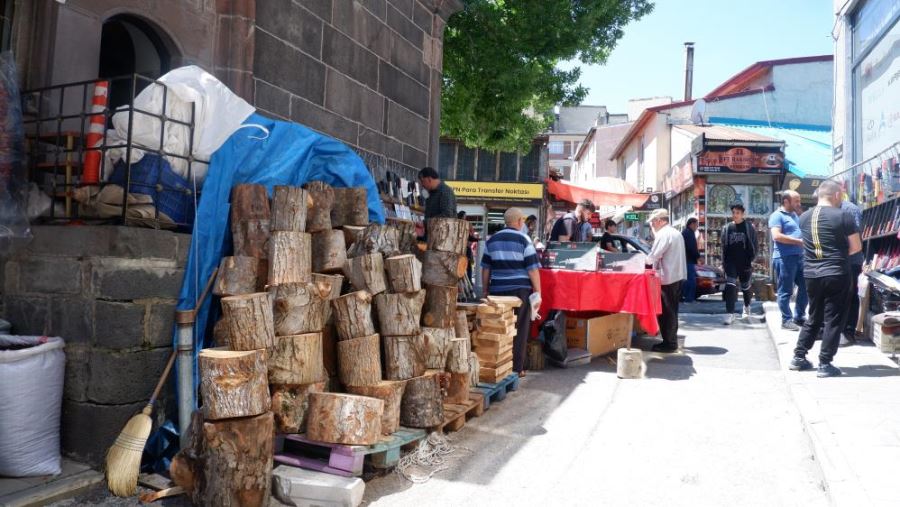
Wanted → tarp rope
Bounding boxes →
[395,432,460,483]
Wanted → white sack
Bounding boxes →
[0,335,65,477]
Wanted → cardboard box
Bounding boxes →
[871,313,900,353]
[564,313,633,357]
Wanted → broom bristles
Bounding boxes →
[106,405,153,497]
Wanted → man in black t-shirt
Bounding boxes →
[720,203,757,325]
[789,180,862,378]
[600,219,619,252]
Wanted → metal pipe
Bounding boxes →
[175,310,195,449]
[684,42,695,102]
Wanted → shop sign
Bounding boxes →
[782,174,826,200]
[624,212,639,220]
[635,192,664,210]
[696,147,783,175]
[446,181,544,201]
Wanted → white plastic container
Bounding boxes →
[272,465,365,507]
[0,335,65,477]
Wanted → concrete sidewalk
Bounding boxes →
[762,302,900,507]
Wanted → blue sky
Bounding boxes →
[559,0,836,113]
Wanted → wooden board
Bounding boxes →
[479,363,513,384]
[472,331,515,343]
[476,350,513,368]
[428,393,485,434]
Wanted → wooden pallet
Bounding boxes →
[429,392,485,433]
[274,427,427,476]
[474,373,520,410]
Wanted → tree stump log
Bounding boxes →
[271,185,310,232]
[426,218,469,255]
[312,273,344,299]
[421,250,466,286]
[400,375,444,428]
[384,254,422,293]
[197,411,274,507]
[213,317,230,347]
[454,310,470,339]
[270,282,331,335]
[311,229,347,274]
[342,225,366,249]
[423,284,458,328]
[374,290,426,336]
[446,337,470,373]
[271,381,326,434]
[346,224,400,258]
[233,219,271,259]
[220,293,275,351]
[268,231,312,286]
[422,327,453,369]
[468,352,480,387]
[336,334,382,387]
[331,290,376,341]
[446,371,471,404]
[214,256,262,296]
[303,181,334,232]
[231,184,271,259]
[268,333,325,385]
[306,393,384,445]
[199,348,270,420]
[321,322,338,377]
[344,253,387,295]
[331,187,369,227]
[395,220,418,255]
[383,335,426,380]
[347,380,406,435]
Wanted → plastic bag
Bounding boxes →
[0,335,66,477]
[0,50,31,257]
[540,311,568,363]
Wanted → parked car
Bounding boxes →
[594,234,725,296]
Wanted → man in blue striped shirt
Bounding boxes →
[482,207,542,377]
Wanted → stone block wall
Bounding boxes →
[1,226,189,467]
[253,0,463,175]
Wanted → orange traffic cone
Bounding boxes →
[82,80,108,185]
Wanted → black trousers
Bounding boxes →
[794,275,851,364]
[845,263,863,334]
[724,263,753,314]
[491,287,532,372]
[658,281,682,346]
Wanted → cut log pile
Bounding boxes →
[170,183,530,500]
[472,296,521,383]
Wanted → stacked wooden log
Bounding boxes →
[472,296,522,383]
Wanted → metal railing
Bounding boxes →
[21,73,205,230]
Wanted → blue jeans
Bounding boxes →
[774,255,808,323]
[682,262,697,302]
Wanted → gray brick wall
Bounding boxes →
[0,225,189,466]
[253,0,461,175]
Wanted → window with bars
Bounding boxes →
[456,146,475,180]
[438,142,456,179]
[499,151,517,181]
[477,149,496,181]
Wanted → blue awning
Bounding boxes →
[708,118,832,178]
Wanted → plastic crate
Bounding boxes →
[109,154,195,225]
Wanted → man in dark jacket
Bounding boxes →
[681,217,700,302]
[418,167,457,220]
[721,203,757,325]
[549,199,594,242]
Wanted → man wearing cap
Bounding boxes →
[646,209,686,353]
[721,203,757,325]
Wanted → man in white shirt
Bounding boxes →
[646,209,687,353]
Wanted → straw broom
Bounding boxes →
[106,268,218,496]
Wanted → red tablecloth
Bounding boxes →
[538,269,662,336]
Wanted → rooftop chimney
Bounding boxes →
[684,42,694,102]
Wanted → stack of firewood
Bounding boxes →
[472,296,522,383]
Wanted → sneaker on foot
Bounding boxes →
[793,317,806,326]
[839,333,852,347]
[742,306,752,319]
[723,313,734,325]
[781,320,801,331]
[817,363,843,378]
[789,357,814,371]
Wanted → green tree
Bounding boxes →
[441,0,653,152]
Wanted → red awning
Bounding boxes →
[546,178,650,207]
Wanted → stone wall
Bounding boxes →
[1,226,188,467]
[253,0,463,174]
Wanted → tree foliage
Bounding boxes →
[441,0,653,152]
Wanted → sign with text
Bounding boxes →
[446,181,543,201]
[696,147,784,175]
[624,212,640,220]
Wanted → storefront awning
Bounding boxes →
[707,119,832,178]
[546,178,650,207]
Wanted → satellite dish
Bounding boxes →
[690,99,707,125]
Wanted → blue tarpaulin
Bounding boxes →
[175,113,385,396]
[709,117,832,177]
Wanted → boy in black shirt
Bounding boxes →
[790,180,862,378]
[600,219,619,252]
[721,203,757,325]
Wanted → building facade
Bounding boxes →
[570,121,633,184]
[548,105,628,179]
